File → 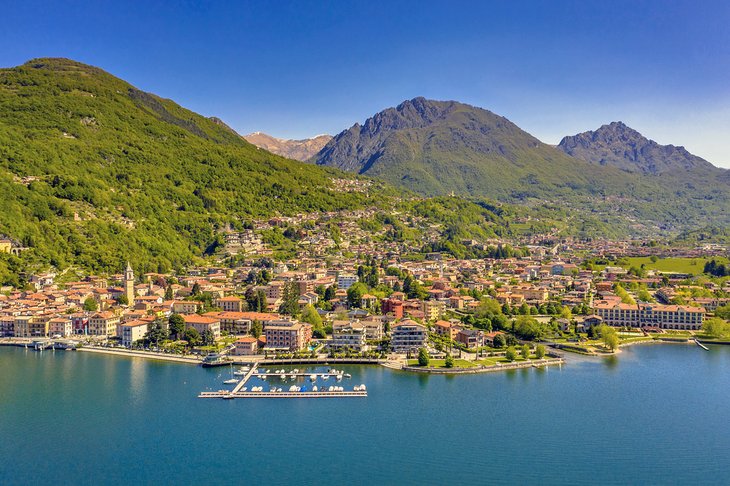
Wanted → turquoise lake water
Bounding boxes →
[2,343,730,485]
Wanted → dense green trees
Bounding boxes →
[250,320,263,339]
[346,282,368,308]
[492,334,506,348]
[278,282,300,316]
[83,297,97,311]
[0,59,396,283]
[513,316,550,341]
[245,288,267,313]
[184,327,201,346]
[144,321,168,346]
[168,313,185,339]
[614,284,636,305]
[704,260,730,277]
[703,317,730,339]
[300,304,322,327]
[597,325,619,351]
[715,305,730,321]
[202,329,215,346]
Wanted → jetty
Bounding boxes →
[199,390,367,399]
[199,366,367,399]
[694,339,709,351]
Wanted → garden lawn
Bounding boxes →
[621,257,729,275]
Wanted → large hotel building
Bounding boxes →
[593,301,704,330]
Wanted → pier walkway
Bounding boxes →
[229,366,258,394]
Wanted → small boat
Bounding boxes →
[322,375,329,381]
[223,394,234,400]
[344,373,351,378]
[223,379,238,385]
[309,374,317,381]
[312,385,318,392]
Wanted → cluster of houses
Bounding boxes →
[1,238,728,354]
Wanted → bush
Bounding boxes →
[505,346,517,362]
[492,333,506,348]
[417,347,430,367]
[444,354,454,368]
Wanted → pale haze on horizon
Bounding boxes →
[1,1,728,168]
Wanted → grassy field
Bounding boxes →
[406,359,477,369]
[476,355,540,366]
[620,257,729,275]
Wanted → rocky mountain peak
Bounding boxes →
[558,122,717,175]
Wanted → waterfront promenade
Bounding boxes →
[401,356,564,374]
[78,346,202,364]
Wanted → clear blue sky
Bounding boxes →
[2,0,729,167]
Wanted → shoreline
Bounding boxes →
[77,346,203,364]
[4,336,725,373]
[401,357,564,374]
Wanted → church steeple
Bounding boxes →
[124,262,135,305]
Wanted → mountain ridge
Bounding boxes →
[557,121,722,175]
[244,132,331,161]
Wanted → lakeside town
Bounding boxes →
[1,212,730,373]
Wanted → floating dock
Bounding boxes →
[199,366,367,399]
[199,390,367,399]
[254,372,349,379]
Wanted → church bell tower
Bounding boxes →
[124,262,135,305]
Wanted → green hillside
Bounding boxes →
[0,58,395,283]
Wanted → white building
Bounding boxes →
[120,320,149,347]
[337,274,358,290]
[331,324,368,352]
[390,320,428,353]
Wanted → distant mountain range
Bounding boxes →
[307,97,729,232]
[243,132,331,161]
[1,58,729,284]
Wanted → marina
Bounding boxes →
[200,366,368,399]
